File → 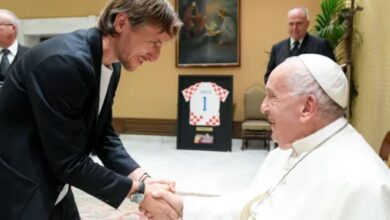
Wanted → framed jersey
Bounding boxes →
[177,75,233,151]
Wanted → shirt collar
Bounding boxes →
[291,117,348,155]
[290,38,303,48]
[1,40,18,56]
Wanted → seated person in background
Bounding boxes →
[264,7,335,83]
[142,54,390,220]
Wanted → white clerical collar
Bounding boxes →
[292,117,348,155]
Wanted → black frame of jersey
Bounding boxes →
[177,75,233,151]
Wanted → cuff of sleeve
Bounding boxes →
[106,175,132,208]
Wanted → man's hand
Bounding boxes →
[144,177,176,193]
[140,189,182,220]
[127,168,176,194]
[152,190,183,215]
[144,182,171,195]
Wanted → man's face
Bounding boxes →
[261,63,304,148]
[0,15,17,48]
[112,14,173,71]
[287,9,309,41]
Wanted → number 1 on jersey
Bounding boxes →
[203,96,207,111]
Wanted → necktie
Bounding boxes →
[0,49,10,81]
[290,41,300,56]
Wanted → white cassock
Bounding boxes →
[182,117,390,220]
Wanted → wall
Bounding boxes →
[112,0,322,122]
[2,0,321,122]
[1,0,108,18]
[3,0,389,151]
[352,0,390,152]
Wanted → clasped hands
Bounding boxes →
[139,177,183,220]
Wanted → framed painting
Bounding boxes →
[176,0,240,67]
[177,75,233,151]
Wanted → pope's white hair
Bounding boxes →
[284,57,345,119]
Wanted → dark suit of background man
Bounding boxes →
[0,9,29,83]
[0,0,183,219]
[264,7,335,83]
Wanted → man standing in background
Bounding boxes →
[264,7,335,83]
[0,9,29,83]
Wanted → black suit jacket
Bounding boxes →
[0,28,139,219]
[264,33,336,83]
[0,43,29,82]
[14,44,29,61]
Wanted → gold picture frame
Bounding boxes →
[176,0,240,67]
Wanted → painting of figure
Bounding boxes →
[177,0,240,66]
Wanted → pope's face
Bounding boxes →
[261,63,304,148]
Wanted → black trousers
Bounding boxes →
[49,188,80,220]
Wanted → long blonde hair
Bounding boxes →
[98,0,182,37]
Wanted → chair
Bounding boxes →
[379,130,390,168]
[241,86,272,150]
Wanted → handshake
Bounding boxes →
[128,173,184,220]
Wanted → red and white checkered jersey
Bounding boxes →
[182,82,229,126]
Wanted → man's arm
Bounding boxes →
[28,54,135,208]
[96,64,141,176]
[146,189,256,220]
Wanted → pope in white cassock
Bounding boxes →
[145,54,390,220]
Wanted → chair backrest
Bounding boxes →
[244,86,267,120]
[379,130,390,162]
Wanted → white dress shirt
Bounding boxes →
[289,38,303,50]
[0,40,18,64]
[55,64,112,205]
[99,64,113,114]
